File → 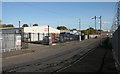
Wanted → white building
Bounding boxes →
[24,26,60,42]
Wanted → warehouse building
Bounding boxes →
[24,26,60,43]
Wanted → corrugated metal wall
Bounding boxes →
[0,28,28,53]
[0,33,21,52]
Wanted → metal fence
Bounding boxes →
[0,33,29,53]
[60,33,79,42]
[111,1,120,67]
[27,33,58,42]
[112,26,120,65]
[0,32,80,52]
[111,2,120,32]
[27,33,80,44]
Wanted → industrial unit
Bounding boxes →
[24,26,60,43]
[0,28,28,52]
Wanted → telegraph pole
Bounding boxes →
[99,16,102,45]
[79,18,81,31]
[48,25,50,45]
[92,16,97,30]
[79,18,81,41]
[95,16,97,30]
[92,16,102,45]
[19,21,21,28]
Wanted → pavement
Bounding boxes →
[56,47,118,73]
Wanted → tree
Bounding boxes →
[0,24,14,28]
[81,27,96,35]
[0,20,2,24]
[57,26,68,30]
[0,20,2,28]
[22,24,29,27]
[87,27,94,30]
[6,24,14,28]
[33,24,38,26]
[81,30,88,35]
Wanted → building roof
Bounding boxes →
[24,26,60,34]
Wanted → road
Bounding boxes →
[2,38,102,73]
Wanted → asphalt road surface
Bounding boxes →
[2,38,102,73]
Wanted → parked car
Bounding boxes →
[42,36,49,45]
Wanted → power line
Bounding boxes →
[21,3,80,19]
[79,18,81,31]
[20,3,80,28]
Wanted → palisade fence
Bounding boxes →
[111,1,120,66]
[0,32,80,52]
[0,33,29,53]
[112,26,120,65]
[27,33,79,43]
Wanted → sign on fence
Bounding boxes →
[16,36,21,45]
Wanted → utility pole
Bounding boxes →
[79,18,81,31]
[92,16,102,45]
[92,16,97,30]
[99,16,102,45]
[79,18,81,41]
[95,16,97,30]
[19,21,21,28]
[48,25,50,45]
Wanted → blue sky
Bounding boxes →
[2,2,116,30]
[2,0,117,2]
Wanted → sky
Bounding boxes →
[2,2,116,30]
[1,0,118,2]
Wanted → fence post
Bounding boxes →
[38,33,39,41]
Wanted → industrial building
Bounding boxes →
[24,26,60,43]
